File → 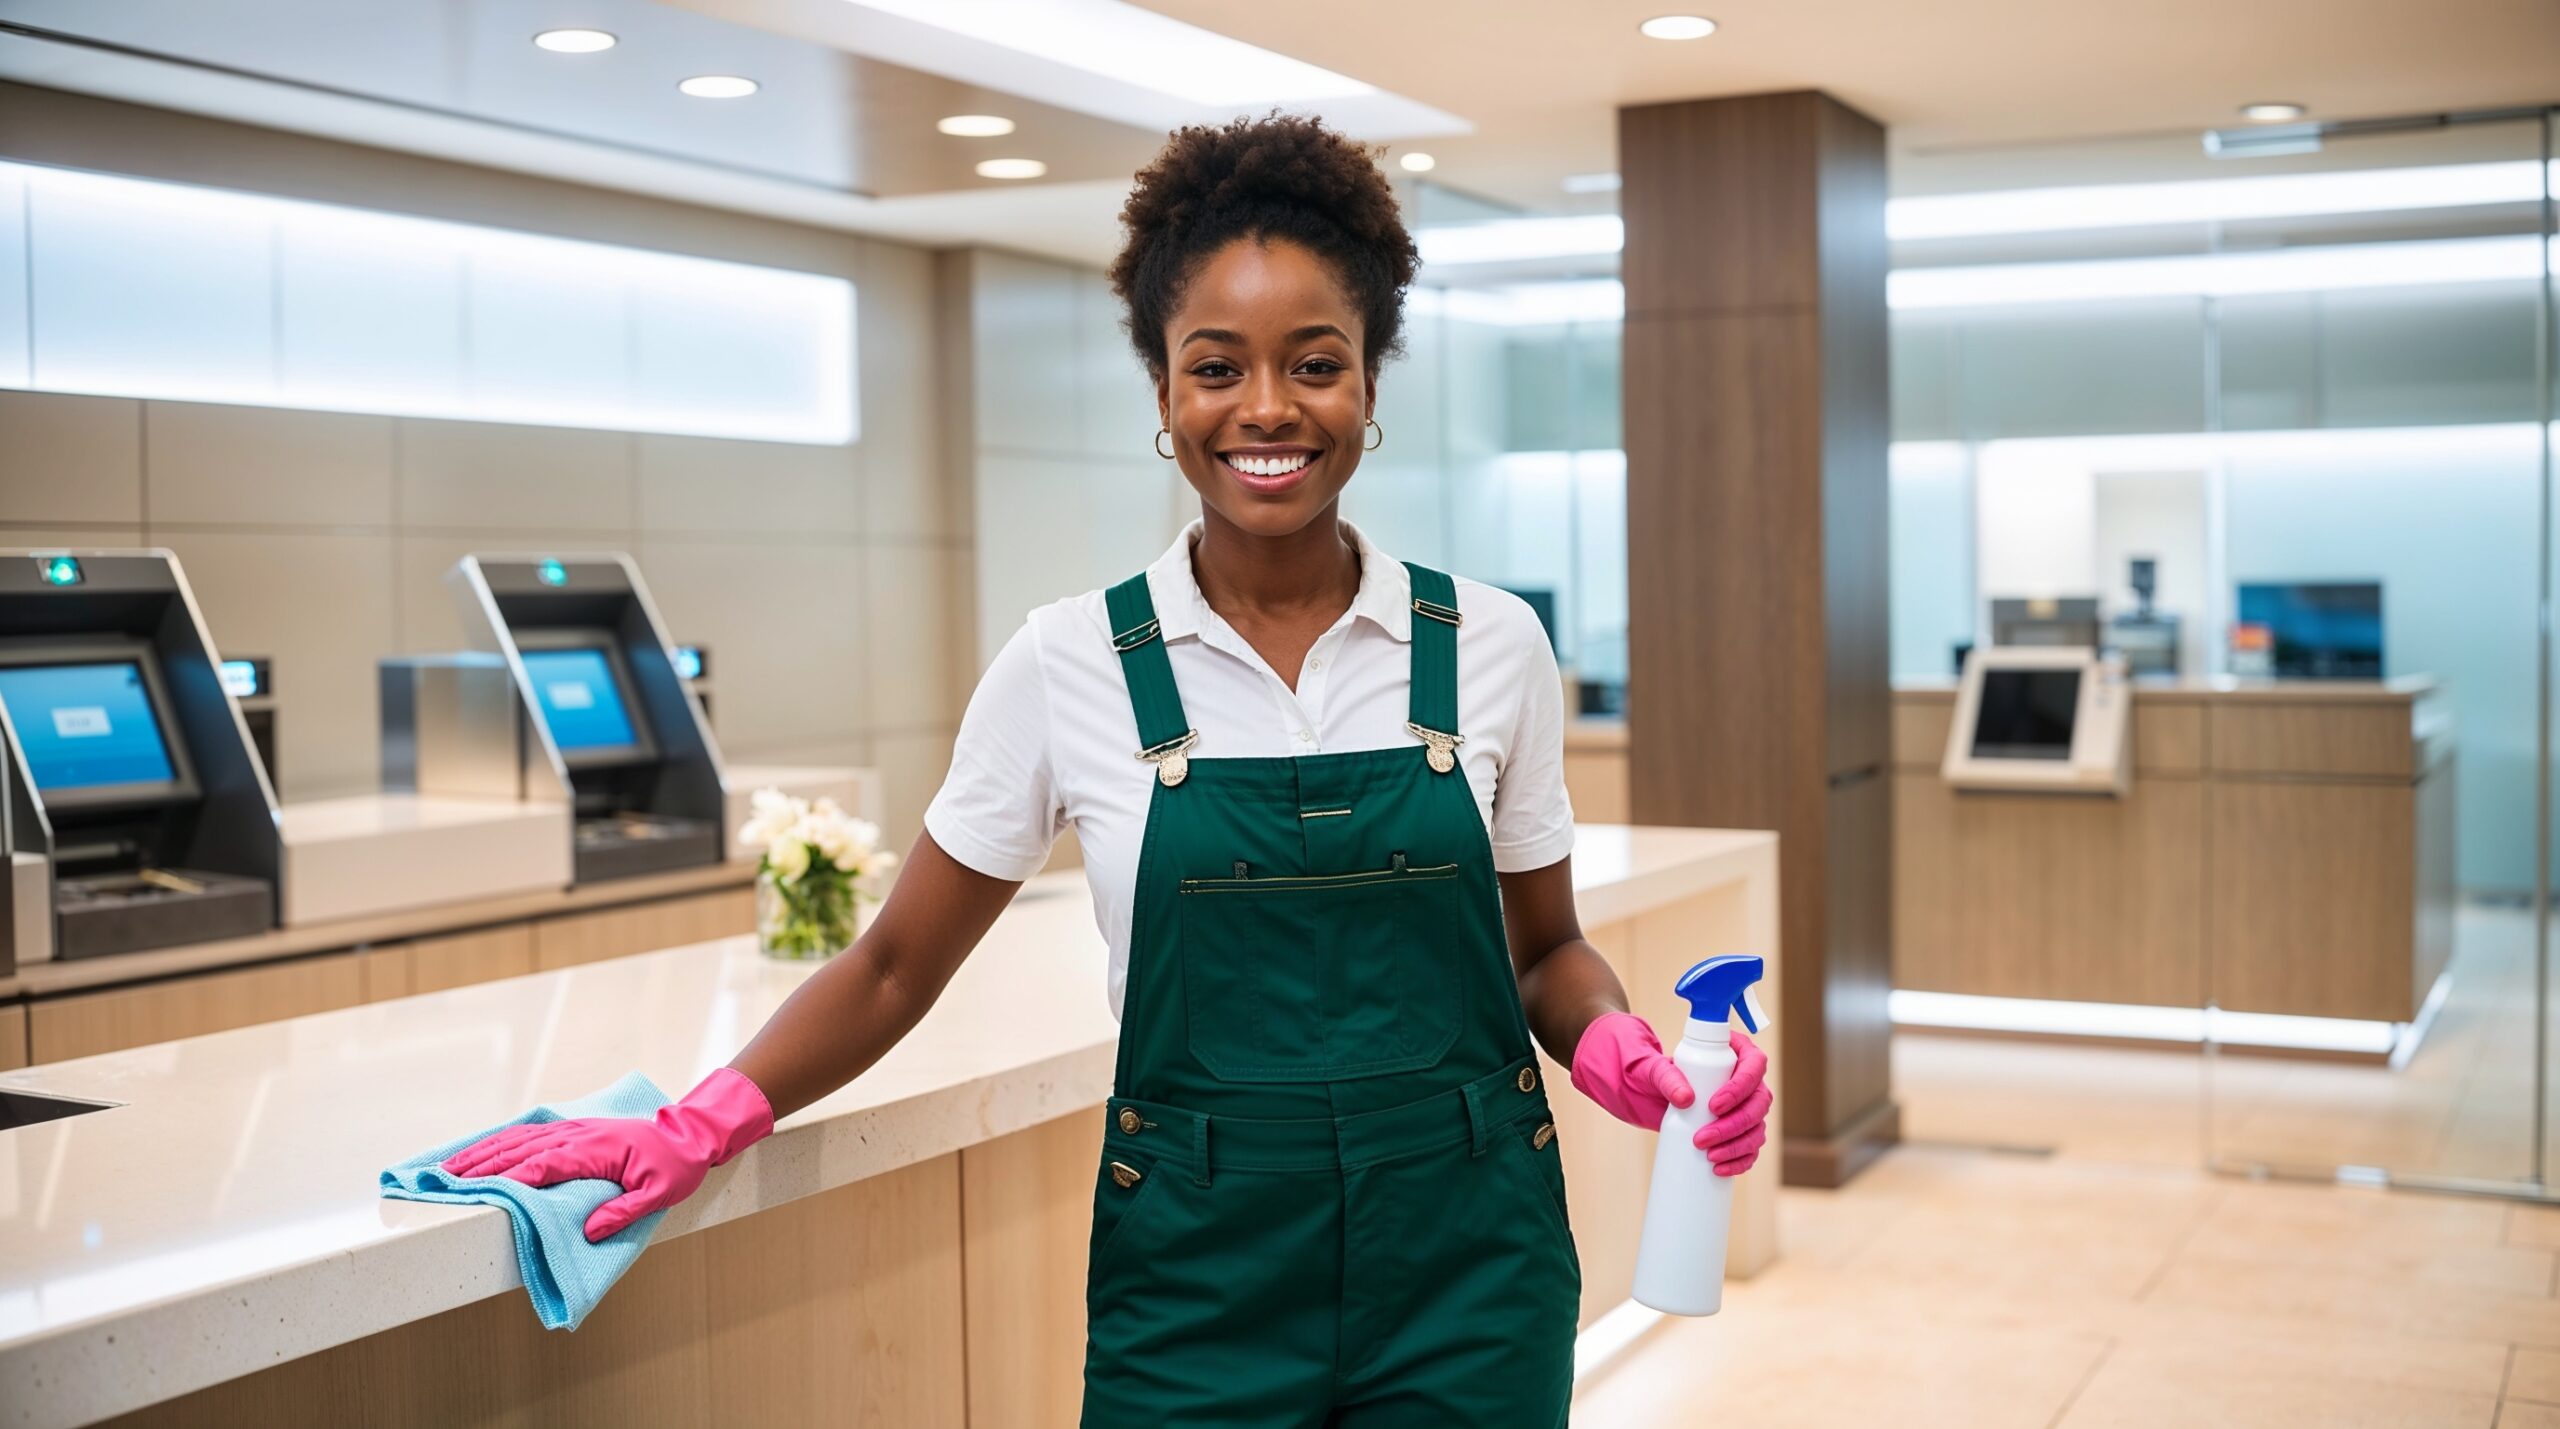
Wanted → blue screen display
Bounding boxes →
[521,648,640,753]
[0,662,179,791]
[2237,583,2383,679]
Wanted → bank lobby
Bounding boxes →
[2,3,2558,1426]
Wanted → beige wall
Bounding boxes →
[939,247,1189,676]
[0,84,970,850]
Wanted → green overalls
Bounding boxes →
[1080,561,1582,1428]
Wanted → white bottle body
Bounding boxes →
[1630,1021,1736,1316]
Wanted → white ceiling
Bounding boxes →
[3,0,2554,268]
[1130,0,2560,205]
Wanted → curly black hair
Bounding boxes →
[1108,110,1419,382]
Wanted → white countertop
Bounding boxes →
[0,824,1775,1429]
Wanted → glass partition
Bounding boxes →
[1402,112,2559,1199]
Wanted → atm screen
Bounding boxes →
[1970,669,2080,761]
[0,661,181,793]
[521,646,645,761]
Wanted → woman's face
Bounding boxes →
[1157,237,1376,538]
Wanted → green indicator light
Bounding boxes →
[38,555,83,587]
[537,559,568,587]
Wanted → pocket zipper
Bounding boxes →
[1178,857,1460,893]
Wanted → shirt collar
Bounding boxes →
[1146,517,1413,645]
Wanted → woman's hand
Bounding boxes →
[1568,1012,1773,1176]
[442,1067,775,1242]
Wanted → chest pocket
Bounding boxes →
[1176,860,1465,1082]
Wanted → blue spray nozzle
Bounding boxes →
[1674,955,1766,1034]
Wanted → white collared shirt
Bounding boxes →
[923,518,1576,1020]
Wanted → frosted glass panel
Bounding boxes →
[4,161,855,445]
[1890,442,1972,679]
[278,220,464,406]
[31,168,276,399]
[469,254,631,417]
[2223,423,2542,892]
[0,172,25,389]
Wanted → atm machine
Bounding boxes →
[443,555,726,883]
[0,551,280,968]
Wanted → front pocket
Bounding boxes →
[1087,1151,1164,1284]
[1177,863,1464,1082]
[1509,1116,1575,1248]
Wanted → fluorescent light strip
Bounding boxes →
[1417,213,1623,267]
[845,0,1373,106]
[1889,160,2559,240]
[1417,161,2560,266]
[1889,989,2399,1056]
[1890,234,2552,308]
[1422,233,2556,325]
[3,161,856,445]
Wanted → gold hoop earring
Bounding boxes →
[1363,418,1384,452]
[1155,427,1176,460]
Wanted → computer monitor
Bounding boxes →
[513,631,657,768]
[1941,647,2131,796]
[2235,582,2382,679]
[0,639,200,810]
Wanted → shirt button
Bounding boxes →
[1296,728,1313,743]
[1307,658,1323,671]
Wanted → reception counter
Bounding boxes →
[0,823,1779,1429]
[1892,679,2454,1033]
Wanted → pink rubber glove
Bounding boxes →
[441,1067,775,1242]
[1569,1012,1773,1177]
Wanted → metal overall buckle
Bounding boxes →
[1136,729,1201,787]
[1404,721,1464,774]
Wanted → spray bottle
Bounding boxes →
[1631,954,1768,1316]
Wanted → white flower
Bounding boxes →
[767,834,811,884]
[738,787,811,853]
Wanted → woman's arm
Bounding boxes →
[1503,855,1773,1174]
[730,829,1025,1117]
[1499,855,1626,1064]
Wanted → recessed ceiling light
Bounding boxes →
[1562,171,1623,195]
[2240,102,2307,122]
[1639,14,1718,39]
[678,75,759,99]
[1400,152,1436,173]
[532,28,617,53]
[976,158,1048,180]
[938,114,1017,137]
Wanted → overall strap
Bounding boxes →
[1104,573,1197,781]
[1403,562,1463,772]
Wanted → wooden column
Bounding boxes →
[1619,90,1897,1187]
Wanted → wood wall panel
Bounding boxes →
[962,1111,1103,1429]
[2135,701,2206,774]
[0,1004,25,1070]
[1893,773,2206,1008]
[2208,779,2419,1020]
[533,887,754,971]
[30,953,365,1063]
[104,1157,967,1429]
[2210,702,2413,779]
[407,925,537,995]
[1620,90,1893,1185]
[1892,697,1954,769]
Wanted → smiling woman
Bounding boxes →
[420,109,1769,1429]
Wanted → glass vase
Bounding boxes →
[755,863,866,961]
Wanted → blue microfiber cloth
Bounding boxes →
[381,1070,672,1331]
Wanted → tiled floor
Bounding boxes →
[1572,904,2560,1426]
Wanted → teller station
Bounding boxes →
[1893,646,2453,1050]
[0,548,873,1069]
